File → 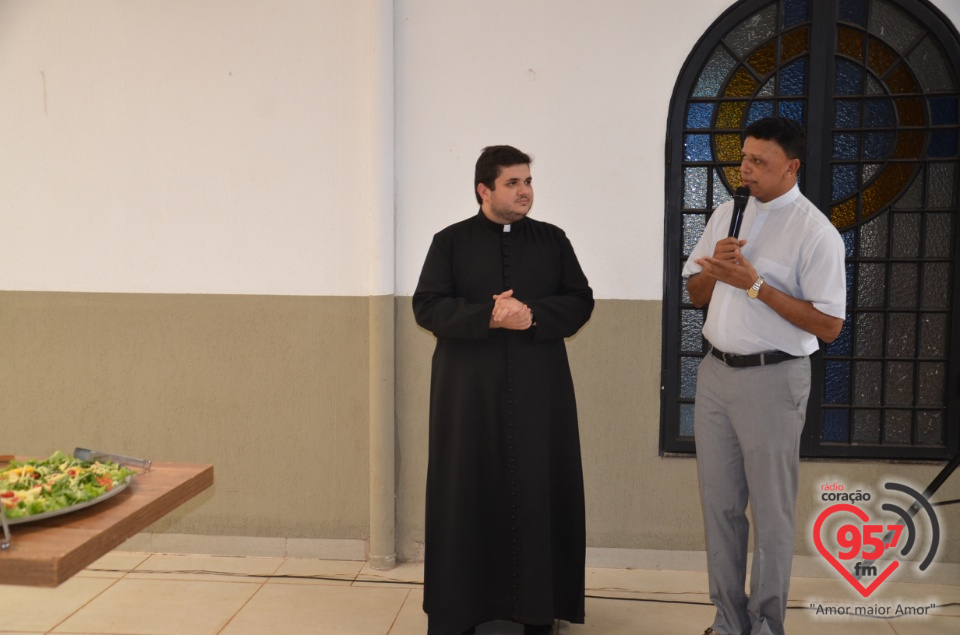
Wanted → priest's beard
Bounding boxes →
[489,200,531,224]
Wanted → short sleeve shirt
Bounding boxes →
[682,184,846,356]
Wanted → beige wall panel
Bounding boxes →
[0,291,369,538]
[396,297,959,564]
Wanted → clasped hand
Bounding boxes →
[490,289,533,330]
[694,237,757,290]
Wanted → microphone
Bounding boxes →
[728,186,750,238]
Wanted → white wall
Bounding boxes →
[396,0,735,299]
[0,0,381,296]
[1,0,958,298]
[395,0,960,299]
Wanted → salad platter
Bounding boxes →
[1,451,137,526]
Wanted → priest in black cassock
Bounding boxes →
[413,145,594,635]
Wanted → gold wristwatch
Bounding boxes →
[747,275,765,299]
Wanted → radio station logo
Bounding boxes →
[812,480,941,598]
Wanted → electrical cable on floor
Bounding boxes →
[85,568,960,619]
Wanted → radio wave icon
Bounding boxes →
[883,482,940,571]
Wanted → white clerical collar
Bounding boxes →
[755,183,800,211]
[503,224,511,232]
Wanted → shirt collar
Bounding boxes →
[755,183,800,211]
[476,208,525,233]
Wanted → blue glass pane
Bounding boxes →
[747,101,774,125]
[863,131,895,159]
[839,0,867,27]
[930,97,959,125]
[823,409,850,442]
[835,59,863,95]
[833,132,859,159]
[687,103,715,129]
[684,134,712,161]
[846,263,855,308]
[865,98,895,127]
[783,0,809,27]
[680,403,695,437]
[780,58,807,95]
[828,317,853,355]
[832,164,859,200]
[835,100,861,127]
[680,356,700,398]
[694,48,737,98]
[779,101,804,123]
[929,130,958,158]
[842,229,856,258]
[825,360,852,403]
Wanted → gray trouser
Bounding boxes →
[694,352,810,635]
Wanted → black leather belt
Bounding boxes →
[710,347,801,368]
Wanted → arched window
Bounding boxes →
[661,0,960,459]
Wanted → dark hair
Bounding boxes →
[743,117,806,160]
[474,145,532,204]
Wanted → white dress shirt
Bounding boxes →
[682,184,846,356]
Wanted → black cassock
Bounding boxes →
[413,210,594,634]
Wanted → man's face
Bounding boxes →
[479,164,533,224]
[739,136,800,203]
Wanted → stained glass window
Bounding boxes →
[662,0,960,460]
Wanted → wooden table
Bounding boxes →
[0,460,214,587]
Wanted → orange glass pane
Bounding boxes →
[724,67,759,97]
[723,166,743,190]
[749,41,776,76]
[837,26,864,61]
[861,163,914,218]
[868,38,896,75]
[896,98,926,126]
[717,101,748,128]
[781,27,809,62]
[831,198,857,229]
[893,131,925,158]
[886,63,919,94]
[716,134,743,162]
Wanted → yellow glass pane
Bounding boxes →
[893,131,925,158]
[831,198,857,229]
[723,166,743,190]
[868,38,896,75]
[717,101,748,129]
[896,98,926,126]
[781,27,809,62]
[716,134,743,162]
[749,41,776,76]
[861,163,914,217]
[886,63,919,94]
[724,67,759,97]
[837,26,864,61]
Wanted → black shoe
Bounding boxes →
[524,624,553,635]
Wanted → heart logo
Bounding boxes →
[813,503,899,598]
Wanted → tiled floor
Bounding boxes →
[0,552,957,634]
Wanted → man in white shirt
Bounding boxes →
[682,117,846,635]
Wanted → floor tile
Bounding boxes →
[786,606,899,633]
[77,550,152,579]
[586,567,710,601]
[126,553,284,583]
[51,578,261,635]
[0,576,116,632]
[888,615,960,634]
[219,583,409,635]
[355,562,424,589]
[388,588,428,635]
[567,596,716,634]
[267,557,364,586]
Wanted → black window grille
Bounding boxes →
[661,0,960,460]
